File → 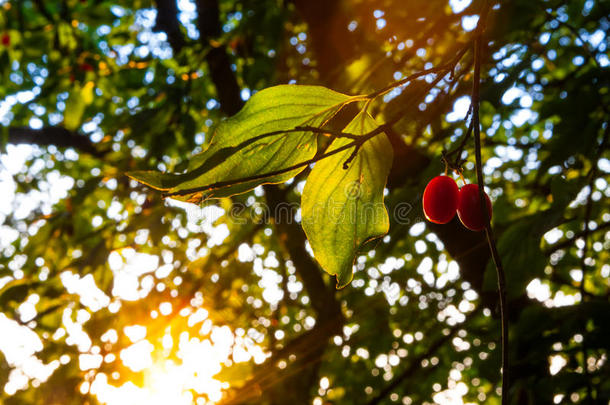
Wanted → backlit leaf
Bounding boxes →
[301,110,392,287]
[128,85,358,202]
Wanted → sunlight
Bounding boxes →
[87,320,268,405]
[89,339,227,405]
[89,358,221,405]
[0,314,60,395]
[89,369,195,405]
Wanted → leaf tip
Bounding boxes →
[125,170,173,191]
[335,269,354,289]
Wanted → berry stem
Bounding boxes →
[458,170,466,186]
[471,6,510,404]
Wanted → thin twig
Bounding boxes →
[342,143,362,169]
[164,135,367,197]
[295,125,360,140]
[366,44,470,100]
[470,7,510,404]
[443,101,474,172]
[366,306,482,405]
[542,8,602,70]
[544,220,610,255]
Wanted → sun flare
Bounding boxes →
[84,318,267,405]
[89,338,227,405]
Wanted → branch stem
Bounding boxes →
[471,19,510,405]
[366,44,469,100]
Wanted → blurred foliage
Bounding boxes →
[0,0,609,404]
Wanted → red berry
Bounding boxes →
[457,184,492,231]
[80,63,94,72]
[423,175,459,224]
[1,34,10,47]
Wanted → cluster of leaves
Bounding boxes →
[0,0,608,404]
[128,85,394,287]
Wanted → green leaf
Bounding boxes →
[128,85,357,201]
[63,90,85,131]
[483,207,564,298]
[301,111,392,288]
[63,82,94,131]
[550,175,582,210]
[214,362,253,387]
[483,218,547,298]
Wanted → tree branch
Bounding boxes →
[7,126,105,157]
[187,6,343,402]
[215,185,344,405]
[264,185,342,324]
[542,8,602,70]
[367,44,470,100]
[196,0,244,116]
[292,0,359,85]
[577,125,608,401]
[153,0,187,53]
[32,0,56,23]
[544,221,610,256]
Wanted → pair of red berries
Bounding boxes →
[423,175,492,231]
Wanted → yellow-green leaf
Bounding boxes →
[128,85,358,202]
[301,111,392,288]
[63,83,94,131]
